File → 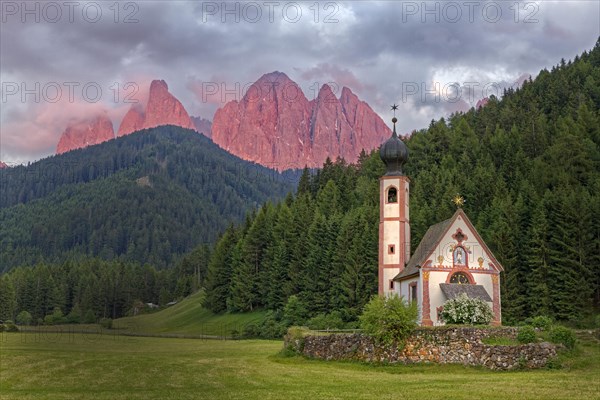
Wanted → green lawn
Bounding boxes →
[1,331,599,400]
[112,290,267,337]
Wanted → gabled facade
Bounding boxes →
[392,209,503,326]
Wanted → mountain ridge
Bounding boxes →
[55,80,196,154]
[56,113,115,154]
[211,71,391,170]
[52,73,389,170]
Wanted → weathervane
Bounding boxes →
[452,194,465,208]
[391,104,399,127]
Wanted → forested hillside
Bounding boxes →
[1,41,598,328]
[0,126,295,271]
[204,39,600,325]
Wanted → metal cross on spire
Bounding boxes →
[390,104,399,135]
[452,194,465,208]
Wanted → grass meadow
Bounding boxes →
[1,329,599,400]
[112,290,266,338]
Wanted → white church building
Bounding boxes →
[378,116,503,326]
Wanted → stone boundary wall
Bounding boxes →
[285,327,557,370]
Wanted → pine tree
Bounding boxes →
[204,226,238,313]
[339,208,378,320]
[301,211,334,314]
[264,204,293,310]
[316,180,341,219]
[297,167,312,196]
[489,193,527,324]
[0,276,16,320]
[547,187,593,321]
[525,195,551,316]
[228,204,274,311]
[329,211,358,312]
[228,240,255,312]
[285,193,314,297]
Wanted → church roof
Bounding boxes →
[379,119,409,176]
[393,208,504,281]
[439,283,492,302]
[394,217,453,280]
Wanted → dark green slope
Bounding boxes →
[0,126,296,271]
[203,39,600,326]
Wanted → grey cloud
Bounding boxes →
[1,0,598,163]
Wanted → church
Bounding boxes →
[377,115,503,326]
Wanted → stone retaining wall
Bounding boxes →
[285,327,557,370]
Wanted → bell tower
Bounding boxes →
[379,107,410,296]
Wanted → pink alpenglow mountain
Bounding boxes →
[211,72,391,170]
[0,161,8,169]
[117,80,194,137]
[476,97,489,109]
[118,104,145,136]
[191,116,212,138]
[56,113,115,154]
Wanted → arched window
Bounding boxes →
[450,272,470,285]
[387,187,397,203]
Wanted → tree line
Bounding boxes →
[0,247,209,323]
[1,39,599,327]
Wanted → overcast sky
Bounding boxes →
[1,1,598,164]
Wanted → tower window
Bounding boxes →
[387,187,398,203]
[389,280,395,290]
[388,244,395,254]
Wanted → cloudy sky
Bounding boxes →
[1,0,598,164]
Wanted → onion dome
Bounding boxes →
[380,116,408,176]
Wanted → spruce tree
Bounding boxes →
[301,211,332,314]
[0,276,16,321]
[525,194,551,316]
[264,204,293,310]
[547,187,593,321]
[204,226,238,313]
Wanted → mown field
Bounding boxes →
[112,290,267,337]
[1,330,599,400]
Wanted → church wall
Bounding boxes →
[398,277,421,322]
[473,272,494,300]
[398,278,416,301]
[428,271,449,325]
[383,268,401,294]
[473,272,498,323]
[382,220,400,265]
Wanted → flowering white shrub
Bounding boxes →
[440,293,493,325]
